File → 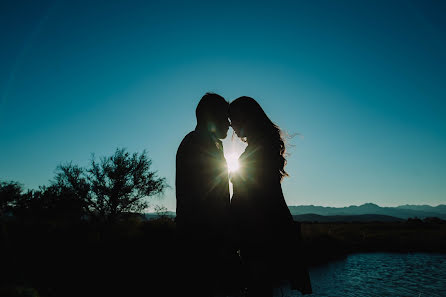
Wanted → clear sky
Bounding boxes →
[1,0,445,210]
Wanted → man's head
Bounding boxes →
[196,93,229,139]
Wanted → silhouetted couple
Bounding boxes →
[176,93,312,297]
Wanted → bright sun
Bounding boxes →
[225,153,240,173]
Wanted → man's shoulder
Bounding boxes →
[178,131,196,149]
[179,131,194,144]
[177,131,202,156]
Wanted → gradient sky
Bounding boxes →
[1,0,445,210]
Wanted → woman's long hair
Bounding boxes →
[229,96,289,181]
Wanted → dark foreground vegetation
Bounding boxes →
[1,216,178,297]
[2,216,445,297]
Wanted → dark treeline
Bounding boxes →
[0,148,167,224]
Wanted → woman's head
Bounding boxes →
[229,96,289,180]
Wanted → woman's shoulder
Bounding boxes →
[241,143,280,166]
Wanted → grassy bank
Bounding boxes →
[300,218,446,265]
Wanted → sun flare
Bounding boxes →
[225,153,240,173]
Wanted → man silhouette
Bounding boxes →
[175,93,231,297]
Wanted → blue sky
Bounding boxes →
[1,0,445,210]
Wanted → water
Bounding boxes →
[277,253,446,297]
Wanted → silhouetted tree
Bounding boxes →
[0,181,24,217]
[56,148,167,222]
[52,163,92,219]
[88,148,167,222]
[22,185,86,223]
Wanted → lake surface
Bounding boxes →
[276,253,446,297]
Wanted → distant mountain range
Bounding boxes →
[144,203,446,222]
[292,213,404,223]
[288,203,446,220]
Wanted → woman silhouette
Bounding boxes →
[229,96,312,296]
